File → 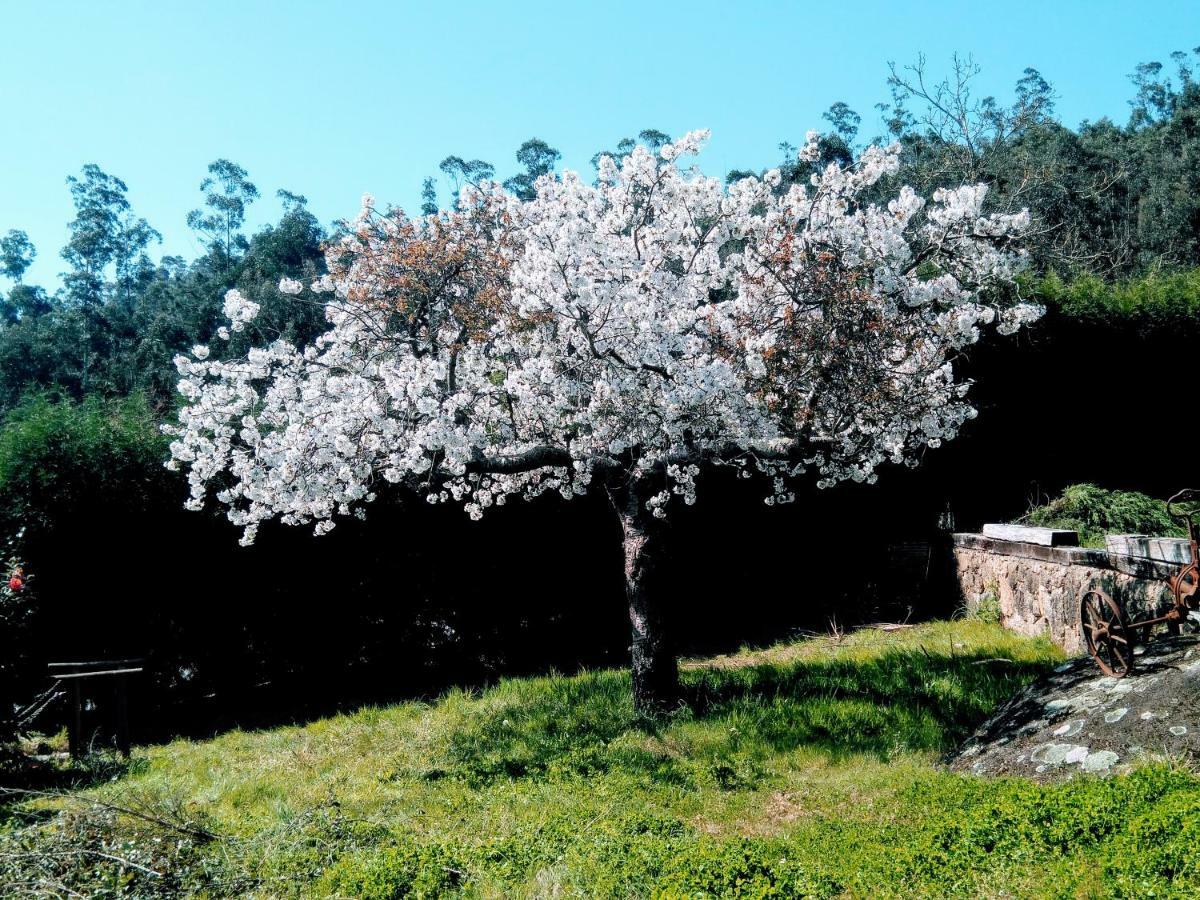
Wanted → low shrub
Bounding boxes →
[1023,483,1185,547]
[1032,268,1200,328]
[318,838,466,900]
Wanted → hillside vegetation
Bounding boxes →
[5,620,1200,897]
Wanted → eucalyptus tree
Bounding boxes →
[503,139,561,201]
[187,159,260,265]
[62,164,159,307]
[0,230,35,284]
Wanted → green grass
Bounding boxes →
[5,620,1200,897]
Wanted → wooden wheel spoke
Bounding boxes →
[1081,589,1134,677]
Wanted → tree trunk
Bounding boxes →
[611,486,680,715]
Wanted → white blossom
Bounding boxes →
[222,289,260,327]
[167,130,1035,543]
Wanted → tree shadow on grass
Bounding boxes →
[681,648,1052,758]
[1,743,141,786]
[432,646,1057,785]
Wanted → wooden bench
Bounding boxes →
[47,659,144,758]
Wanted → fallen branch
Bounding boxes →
[0,787,220,843]
[0,848,162,879]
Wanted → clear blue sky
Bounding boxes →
[2,0,1197,290]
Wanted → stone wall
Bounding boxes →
[953,534,1177,654]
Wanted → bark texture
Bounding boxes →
[612,486,680,715]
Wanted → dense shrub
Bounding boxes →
[1033,268,1200,327]
[0,392,171,743]
[1022,483,1185,547]
[0,548,34,742]
[318,840,469,900]
[0,391,169,532]
[1104,787,1200,893]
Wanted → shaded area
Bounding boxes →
[431,637,1057,788]
[0,749,141,833]
[6,310,1199,747]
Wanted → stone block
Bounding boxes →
[1105,534,1193,564]
[982,524,1079,546]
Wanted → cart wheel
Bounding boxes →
[1185,606,1200,634]
[1081,589,1134,677]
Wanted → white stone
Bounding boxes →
[983,524,1079,546]
[1053,720,1084,737]
[1081,750,1120,772]
[1032,743,1088,765]
[1064,746,1089,764]
[1106,535,1193,564]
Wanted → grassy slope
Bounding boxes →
[6,621,1200,898]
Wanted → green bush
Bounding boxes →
[1023,483,1185,547]
[1104,788,1200,895]
[318,839,466,899]
[0,392,171,747]
[652,837,841,898]
[966,581,1003,624]
[0,391,169,535]
[1032,268,1200,326]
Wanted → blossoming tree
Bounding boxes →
[168,131,1038,712]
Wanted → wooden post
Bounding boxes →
[49,661,144,760]
[69,681,82,759]
[114,674,130,757]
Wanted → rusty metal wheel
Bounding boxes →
[1081,589,1134,677]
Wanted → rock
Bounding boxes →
[949,635,1200,780]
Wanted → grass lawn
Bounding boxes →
[4,620,1200,897]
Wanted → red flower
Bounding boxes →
[8,576,23,591]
